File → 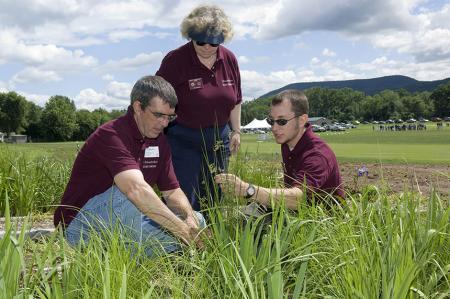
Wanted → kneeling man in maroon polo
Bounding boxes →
[54,75,205,257]
[215,89,344,211]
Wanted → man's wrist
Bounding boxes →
[244,183,256,199]
[231,129,241,135]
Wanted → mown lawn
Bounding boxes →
[240,124,450,164]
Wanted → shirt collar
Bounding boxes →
[282,123,313,155]
[125,105,145,141]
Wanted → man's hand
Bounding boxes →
[215,173,248,197]
[183,215,205,249]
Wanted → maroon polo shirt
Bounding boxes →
[54,106,179,228]
[156,41,241,129]
[281,124,344,199]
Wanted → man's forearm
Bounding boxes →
[251,185,303,210]
[164,188,197,219]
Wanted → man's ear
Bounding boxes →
[132,101,142,114]
[300,114,308,126]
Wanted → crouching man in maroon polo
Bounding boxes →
[215,89,344,212]
[54,76,205,257]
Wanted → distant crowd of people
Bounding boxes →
[374,123,428,131]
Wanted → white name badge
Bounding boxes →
[144,146,159,158]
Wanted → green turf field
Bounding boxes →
[240,124,450,164]
[2,124,449,164]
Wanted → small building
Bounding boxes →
[9,134,28,143]
[309,117,332,127]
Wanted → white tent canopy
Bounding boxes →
[242,118,271,130]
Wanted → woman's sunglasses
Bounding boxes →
[195,41,220,47]
[266,115,299,126]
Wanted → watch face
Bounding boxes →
[246,185,255,197]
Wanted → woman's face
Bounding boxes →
[192,40,219,59]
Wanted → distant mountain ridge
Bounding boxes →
[258,75,450,98]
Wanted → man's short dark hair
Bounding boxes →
[130,75,177,109]
[271,89,309,116]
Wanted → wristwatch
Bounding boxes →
[245,184,256,199]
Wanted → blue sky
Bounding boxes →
[1,0,449,110]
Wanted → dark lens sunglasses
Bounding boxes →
[266,115,299,126]
[195,41,220,47]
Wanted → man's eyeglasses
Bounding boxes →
[266,115,299,126]
[195,40,220,47]
[148,109,177,122]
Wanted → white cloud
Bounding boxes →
[0,31,97,68]
[0,81,8,92]
[73,80,131,110]
[0,30,98,84]
[322,48,336,57]
[311,57,320,64]
[255,0,416,39]
[108,30,151,43]
[106,81,132,101]
[241,69,303,100]
[238,56,250,64]
[102,74,114,81]
[102,52,164,71]
[16,91,51,107]
[12,67,62,84]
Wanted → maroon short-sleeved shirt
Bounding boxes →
[54,106,179,228]
[156,42,241,129]
[281,124,344,199]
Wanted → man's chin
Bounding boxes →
[147,130,161,138]
[274,136,284,144]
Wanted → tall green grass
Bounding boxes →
[1,189,449,297]
[0,140,449,297]
[0,146,71,216]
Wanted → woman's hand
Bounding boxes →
[229,131,241,155]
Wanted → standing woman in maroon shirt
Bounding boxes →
[156,5,242,211]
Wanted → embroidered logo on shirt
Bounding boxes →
[143,159,158,169]
[188,78,203,90]
[222,79,234,86]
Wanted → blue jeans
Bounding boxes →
[65,186,205,257]
[166,122,230,211]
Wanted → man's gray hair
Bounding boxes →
[272,89,309,116]
[180,4,233,42]
[130,75,177,109]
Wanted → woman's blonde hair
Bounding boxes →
[180,5,233,42]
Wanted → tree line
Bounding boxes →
[1,81,449,142]
[0,93,125,141]
[242,81,450,125]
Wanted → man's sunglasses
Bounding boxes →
[195,41,220,47]
[266,115,299,126]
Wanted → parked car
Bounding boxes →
[312,124,326,132]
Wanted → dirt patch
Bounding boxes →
[340,163,450,197]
